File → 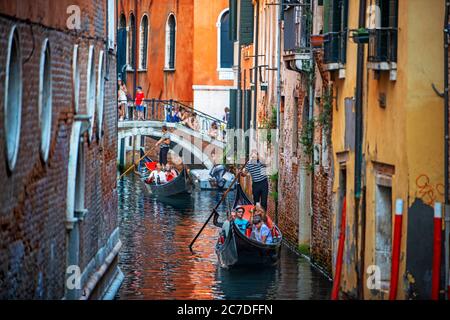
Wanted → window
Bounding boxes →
[375,182,392,291]
[368,0,398,71]
[165,14,176,70]
[118,14,127,80]
[323,0,348,68]
[39,39,52,162]
[139,14,149,70]
[86,45,96,140]
[284,0,310,52]
[96,51,105,140]
[218,9,233,70]
[128,13,136,69]
[107,0,115,49]
[72,45,81,113]
[4,25,22,171]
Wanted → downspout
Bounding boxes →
[133,0,138,97]
[275,0,283,225]
[444,0,449,300]
[309,0,315,250]
[354,0,367,298]
[253,1,260,131]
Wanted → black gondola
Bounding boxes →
[214,184,282,268]
[136,149,192,197]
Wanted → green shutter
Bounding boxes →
[244,89,252,131]
[323,0,330,33]
[229,89,237,129]
[229,0,238,41]
[239,0,254,45]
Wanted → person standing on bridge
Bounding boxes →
[241,150,269,210]
[135,86,145,121]
[156,125,171,166]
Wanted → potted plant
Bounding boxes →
[352,28,369,44]
[310,34,324,48]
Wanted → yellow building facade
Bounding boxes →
[329,0,444,299]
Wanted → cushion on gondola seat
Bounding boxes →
[239,204,274,230]
[145,162,158,171]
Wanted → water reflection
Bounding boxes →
[117,174,331,300]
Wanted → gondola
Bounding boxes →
[136,149,192,197]
[214,183,282,268]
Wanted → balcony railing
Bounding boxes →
[368,28,398,64]
[323,31,347,67]
[121,99,227,141]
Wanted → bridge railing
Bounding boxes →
[123,99,227,141]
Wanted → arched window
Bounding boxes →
[72,45,81,113]
[218,10,233,70]
[86,45,96,140]
[4,25,22,171]
[39,39,52,162]
[139,14,149,70]
[96,50,105,140]
[165,14,176,70]
[118,14,127,80]
[128,13,136,69]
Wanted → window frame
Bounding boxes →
[217,8,234,75]
[38,38,53,162]
[96,50,105,140]
[164,13,176,71]
[86,45,96,141]
[4,25,23,172]
[139,14,149,70]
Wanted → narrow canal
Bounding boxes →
[116,174,332,300]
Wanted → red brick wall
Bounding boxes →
[0,1,118,299]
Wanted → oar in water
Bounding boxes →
[189,160,249,252]
[117,150,153,181]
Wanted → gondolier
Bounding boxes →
[156,125,171,165]
[241,150,269,210]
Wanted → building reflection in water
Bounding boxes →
[117,175,331,300]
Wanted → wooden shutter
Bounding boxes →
[229,0,238,41]
[169,17,176,68]
[239,0,254,45]
[229,89,238,129]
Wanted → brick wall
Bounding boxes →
[0,1,118,299]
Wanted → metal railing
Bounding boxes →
[368,28,398,64]
[323,31,348,65]
[120,99,227,141]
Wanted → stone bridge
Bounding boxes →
[118,120,226,170]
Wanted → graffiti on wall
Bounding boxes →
[415,174,444,206]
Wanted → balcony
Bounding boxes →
[323,31,347,77]
[367,28,398,79]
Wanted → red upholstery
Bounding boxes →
[145,162,158,171]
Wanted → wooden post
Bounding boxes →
[389,199,404,300]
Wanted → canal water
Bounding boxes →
[116,174,332,300]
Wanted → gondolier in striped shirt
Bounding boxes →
[241,149,269,210]
[156,125,171,165]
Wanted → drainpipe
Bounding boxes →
[309,0,315,249]
[275,0,283,225]
[354,0,367,298]
[253,0,260,133]
[444,0,450,300]
[133,0,138,97]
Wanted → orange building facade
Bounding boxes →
[118,0,234,119]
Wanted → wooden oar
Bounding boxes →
[189,160,249,252]
[117,150,153,181]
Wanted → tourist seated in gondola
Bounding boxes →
[234,206,250,234]
[251,215,273,244]
[164,164,179,182]
[146,163,167,185]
